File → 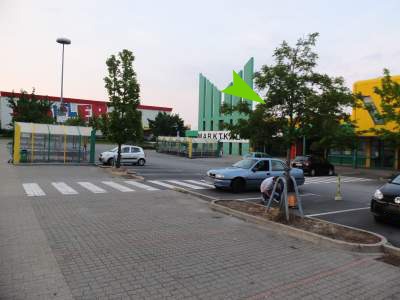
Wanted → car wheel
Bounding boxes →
[137,158,146,166]
[231,178,245,193]
[328,168,334,176]
[374,215,384,222]
[310,169,316,177]
[108,158,114,166]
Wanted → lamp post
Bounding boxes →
[56,37,71,119]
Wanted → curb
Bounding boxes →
[209,200,388,254]
[383,243,400,258]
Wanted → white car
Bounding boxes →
[99,145,146,166]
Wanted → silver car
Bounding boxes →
[206,158,304,193]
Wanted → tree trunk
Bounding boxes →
[116,143,122,168]
[286,147,291,166]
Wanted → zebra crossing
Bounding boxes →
[22,179,211,197]
[22,176,373,197]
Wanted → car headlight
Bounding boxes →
[374,189,383,200]
[215,174,224,179]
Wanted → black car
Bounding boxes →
[371,174,400,222]
[291,155,334,176]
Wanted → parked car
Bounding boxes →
[371,174,400,222]
[206,158,304,193]
[291,155,334,176]
[99,145,146,166]
[243,152,271,159]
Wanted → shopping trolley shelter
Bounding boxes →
[12,122,96,164]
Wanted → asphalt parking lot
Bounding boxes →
[117,148,400,247]
[2,139,400,299]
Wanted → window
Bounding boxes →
[229,142,232,155]
[203,121,206,131]
[131,147,140,153]
[253,160,269,172]
[219,120,224,130]
[239,143,242,155]
[210,120,214,131]
[122,147,130,153]
[271,160,286,171]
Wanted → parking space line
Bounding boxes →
[306,207,370,217]
[300,193,320,196]
[51,182,78,195]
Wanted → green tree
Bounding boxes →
[7,89,54,126]
[104,49,143,168]
[88,114,101,130]
[148,112,186,138]
[221,102,285,156]
[254,32,355,161]
[366,69,400,147]
[64,112,86,126]
[301,75,356,156]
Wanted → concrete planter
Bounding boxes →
[210,200,389,254]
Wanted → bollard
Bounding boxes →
[334,174,343,201]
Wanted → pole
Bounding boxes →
[302,135,306,155]
[335,175,343,201]
[60,43,65,110]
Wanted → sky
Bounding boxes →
[1,0,400,129]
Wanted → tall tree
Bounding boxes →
[221,102,285,156]
[148,112,186,138]
[366,69,400,147]
[254,33,355,161]
[302,75,356,156]
[104,49,143,168]
[8,89,54,126]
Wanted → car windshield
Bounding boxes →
[391,175,400,185]
[109,147,118,152]
[232,159,257,169]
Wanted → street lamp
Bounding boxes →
[56,37,71,118]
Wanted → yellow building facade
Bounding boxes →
[351,75,400,169]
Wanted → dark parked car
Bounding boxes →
[291,155,334,176]
[371,174,400,222]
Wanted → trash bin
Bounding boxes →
[20,149,28,163]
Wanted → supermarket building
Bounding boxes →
[0,91,172,131]
[191,58,254,156]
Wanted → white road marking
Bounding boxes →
[22,183,46,197]
[306,207,370,217]
[300,193,320,196]
[77,182,107,194]
[148,180,177,189]
[304,176,372,185]
[124,181,160,191]
[51,182,78,195]
[186,180,214,188]
[166,180,207,190]
[102,181,134,192]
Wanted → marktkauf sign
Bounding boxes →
[197,131,249,143]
